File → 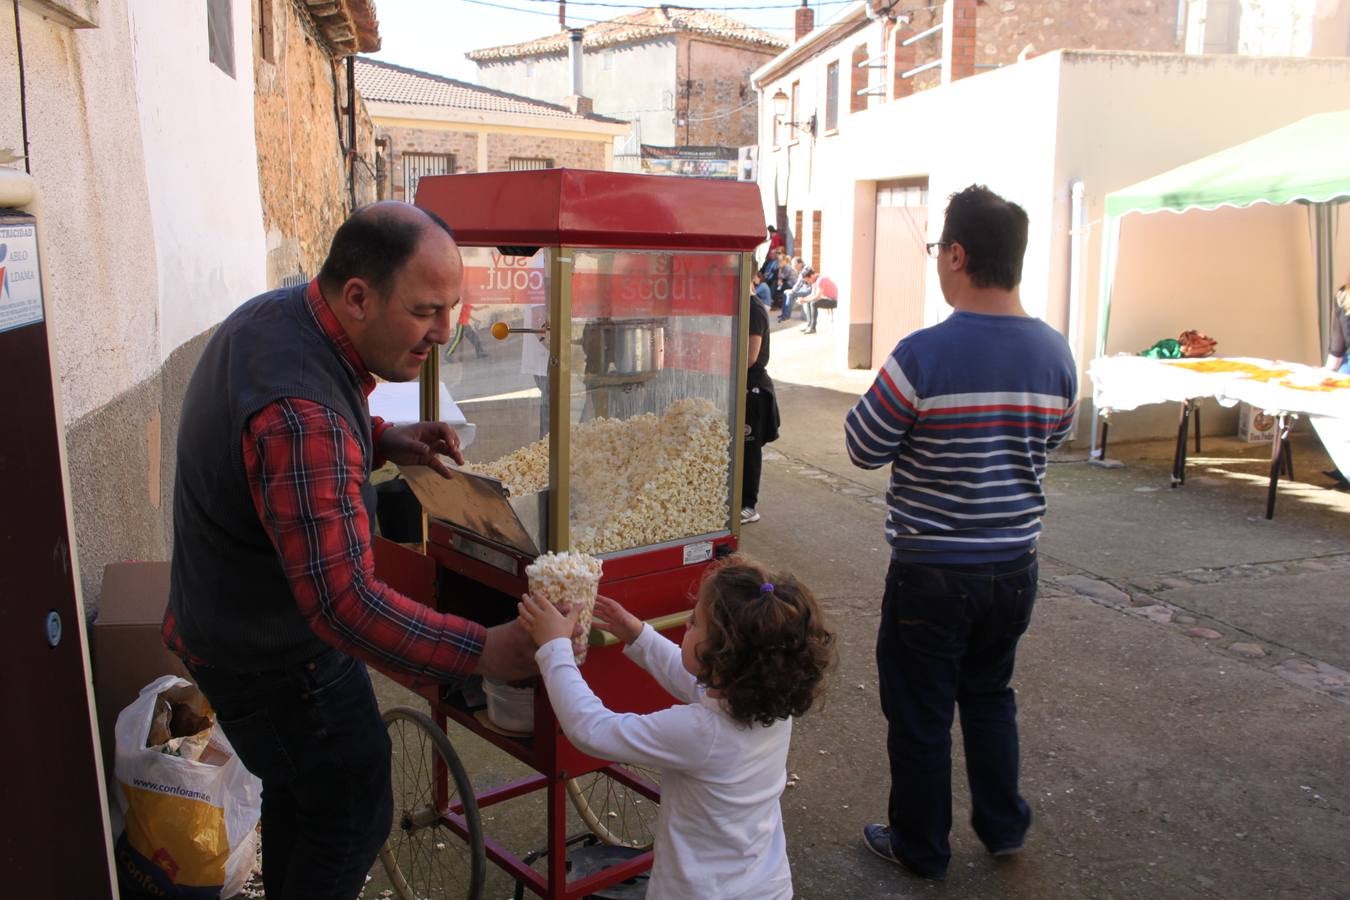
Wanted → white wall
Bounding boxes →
[0,1,160,424]
[477,40,677,145]
[128,0,267,357]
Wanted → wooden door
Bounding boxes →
[871,180,928,365]
[0,211,116,896]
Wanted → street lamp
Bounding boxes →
[771,88,816,137]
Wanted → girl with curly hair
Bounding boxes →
[517,556,834,900]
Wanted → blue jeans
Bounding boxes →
[876,551,1038,876]
[188,647,393,900]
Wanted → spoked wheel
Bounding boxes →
[375,706,486,900]
[566,765,661,849]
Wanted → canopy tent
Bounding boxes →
[1090,108,1350,459]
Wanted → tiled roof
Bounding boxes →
[354,58,626,124]
[467,5,787,61]
[302,0,380,54]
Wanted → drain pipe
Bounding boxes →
[1066,179,1086,443]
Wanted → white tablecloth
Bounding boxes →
[1088,355,1350,472]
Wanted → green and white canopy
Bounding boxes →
[1096,109,1350,360]
[1091,109,1349,459]
[1105,109,1350,218]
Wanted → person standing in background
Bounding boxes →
[846,185,1077,882]
[742,287,779,524]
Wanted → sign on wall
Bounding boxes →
[0,215,44,335]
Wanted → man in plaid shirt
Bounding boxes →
[163,202,535,898]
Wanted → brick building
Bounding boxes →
[468,6,786,168]
[354,58,629,201]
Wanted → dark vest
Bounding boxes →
[167,284,377,671]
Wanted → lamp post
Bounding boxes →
[771,88,816,137]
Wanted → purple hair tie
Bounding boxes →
[760,583,775,594]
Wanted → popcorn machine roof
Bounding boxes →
[413,168,766,252]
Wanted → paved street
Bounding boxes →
[367,320,1350,899]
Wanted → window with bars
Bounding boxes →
[403,153,455,202]
[825,61,839,132]
[507,157,554,171]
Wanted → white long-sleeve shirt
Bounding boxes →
[535,625,793,900]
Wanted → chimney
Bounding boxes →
[563,28,592,116]
[568,28,584,96]
[941,0,977,83]
[794,0,814,42]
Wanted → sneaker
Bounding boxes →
[990,843,1024,858]
[801,328,816,334]
[861,824,946,880]
[740,507,761,524]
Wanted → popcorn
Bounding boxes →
[526,551,604,663]
[468,398,732,555]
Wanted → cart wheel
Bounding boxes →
[566,766,661,850]
[376,706,485,900]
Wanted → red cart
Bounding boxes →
[369,170,765,899]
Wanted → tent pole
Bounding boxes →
[1089,213,1122,466]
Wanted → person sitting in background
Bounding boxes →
[780,262,812,323]
[800,271,839,335]
[752,271,773,308]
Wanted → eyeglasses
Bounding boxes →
[925,241,951,259]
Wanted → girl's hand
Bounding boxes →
[593,595,643,645]
[517,593,580,648]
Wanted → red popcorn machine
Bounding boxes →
[368,169,764,899]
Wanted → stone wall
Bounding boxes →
[484,132,607,171]
[375,122,610,200]
[253,0,378,287]
[377,124,480,201]
[677,37,777,147]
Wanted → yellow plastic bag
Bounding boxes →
[113,676,260,898]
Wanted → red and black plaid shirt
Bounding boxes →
[164,281,484,683]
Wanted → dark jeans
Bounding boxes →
[876,551,1038,876]
[743,421,762,509]
[188,647,393,900]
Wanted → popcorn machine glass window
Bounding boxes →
[563,249,740,555]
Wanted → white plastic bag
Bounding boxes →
[113,675,261,898]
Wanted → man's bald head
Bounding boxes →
[317,201,456,297]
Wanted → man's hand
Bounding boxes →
[593,595,642,645]
[516,592,581,648]
[380,422,464,477]
[473,620,539,681]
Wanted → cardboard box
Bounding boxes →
[92,561,191,765]
[1237,402,1278,442]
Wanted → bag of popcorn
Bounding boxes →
[526,551,603,664]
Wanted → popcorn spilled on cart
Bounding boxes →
[526,551,604,664]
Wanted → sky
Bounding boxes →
[368,0,856,83]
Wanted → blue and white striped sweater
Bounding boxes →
[845,311,1077,563]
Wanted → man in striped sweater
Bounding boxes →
[847,185,1077,881]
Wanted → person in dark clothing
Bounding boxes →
[163,202,537,900]
[741,293,779,524]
